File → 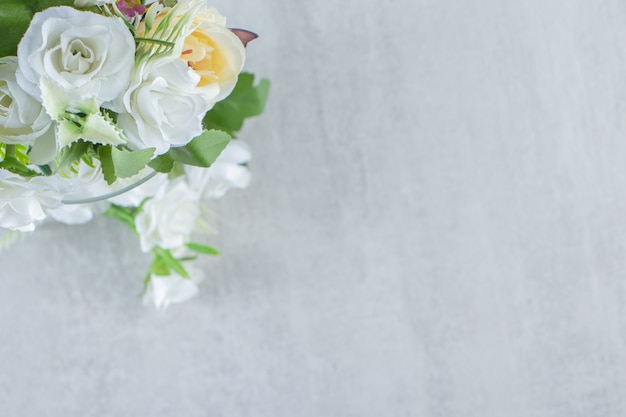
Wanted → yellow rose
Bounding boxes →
[180,8,245,105]
[139,4,245,106]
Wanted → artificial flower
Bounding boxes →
[0,0,268,307]
[135,177,201,252]
[0,170,70,232]
[16,7,135,109]
[139,2,245,105]
[143,265,204,309]
[180,7,246,105]
[117,59,208,155]
[0,57,52,145]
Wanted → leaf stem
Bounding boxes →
[135,37,176,47]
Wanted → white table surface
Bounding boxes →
[3,0,626,415]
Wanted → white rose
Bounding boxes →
[16,7,135,109]
[143,265,204,310]
[135,177,201,252]
[0,170,71,232]
[185,140,251,199]
[117,59,208,155]
[0,57,51,145]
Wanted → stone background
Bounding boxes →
[3,0,626,415]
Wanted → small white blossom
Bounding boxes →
[135,177,201,252]
[185,140,252,199]
[143,265,204,310]
[0,171,71,232]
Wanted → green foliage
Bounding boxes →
[98,145,155,185]
[56,140,91,173]
[11,144,31,166]
[149,129,231,173]
[186,242,220,256]
[0,0,73,57]
[153,247,189,279]
[0,157,38,177]
[0,144,38,176]
[169,130,231,167]
[0,2,31,58]
[203,73,270,136]
[98,145,115,184]
[149,255,170,277]
[135,0,198,64]
[102,204,138,233]
[147,153,174,174]
[111,146,154,178]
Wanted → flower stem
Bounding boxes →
[5,145,16,159]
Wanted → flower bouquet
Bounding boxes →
[0,0,269,308]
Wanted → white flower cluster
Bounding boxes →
[126,139,251,308]
[0,0,262,308]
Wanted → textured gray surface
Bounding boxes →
[3,0,626,415]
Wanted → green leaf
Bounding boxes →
[0,2,36,58]
[56,140,90,172]
[40,78,70,119]
[0,146,37,176]
[103,204,137,232]
[166,129,231,167]
[38,164,52,176]
[98,145,116,185]
[186,242,220,256]
[0,157,38,177]
[179,256,198,262]
[141,272,152,295]
[148,128,232,172]
[155,247,189,279]
[111,147,154,178]
[98,146,154,184]
[150,256,170,277]
[0,0,74,57]
[148,153,175,173]
[57,112,125,149]
[203,73,270,136]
